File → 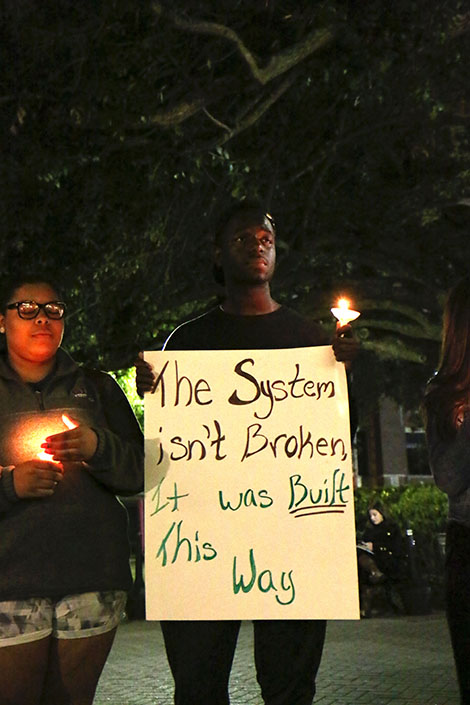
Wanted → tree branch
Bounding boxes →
[152,2,335,85]
[145,97,206,126]
[129,6,334,134]
[208,74,296,148]
[202,107,231,132]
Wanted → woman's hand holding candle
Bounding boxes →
[13,460,64,498]
[41,418,98,463]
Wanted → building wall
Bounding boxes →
[379,397,409,486]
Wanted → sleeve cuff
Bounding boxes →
[87,428,104,466]
[0,466,19,505]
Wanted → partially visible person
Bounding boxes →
[361,502,407,581]
[136,201,359,705]
[357,501,407,617]
[424,276,470,705]
[0,273,144,705]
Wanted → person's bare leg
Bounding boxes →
[40,628,117,705]
[0,636,51,705]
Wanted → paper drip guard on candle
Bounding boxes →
[331,298,361,328]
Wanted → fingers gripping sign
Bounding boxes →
[41,416,98,463]
[135,351,157,397]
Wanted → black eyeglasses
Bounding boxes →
[6,301,66,320]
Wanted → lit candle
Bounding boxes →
[62,414,78,431]
[331,298,361,328]
[38,414,78,462]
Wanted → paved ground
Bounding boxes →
[95,612,459,705]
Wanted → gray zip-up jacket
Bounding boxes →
[0,349,144,599]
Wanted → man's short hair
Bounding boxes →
[213,201,276,245]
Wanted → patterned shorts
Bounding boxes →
[0,590,127,647]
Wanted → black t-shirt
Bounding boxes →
[163,305,329,351]
[163,305,357,437]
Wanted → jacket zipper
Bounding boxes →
[35,390,45,411]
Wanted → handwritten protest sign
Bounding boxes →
[144,346,359,620]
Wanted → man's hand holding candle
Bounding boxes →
[331,298,361,370]
[332,325,360,369]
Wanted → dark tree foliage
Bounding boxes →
[1,0,469,410]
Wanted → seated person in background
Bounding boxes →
[357,502,408,616]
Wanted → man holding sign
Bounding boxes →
[137,202,359,705]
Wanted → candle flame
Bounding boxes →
[331,298,361,327]
[62,414,78,430]
[38,414,78,462]
[38,449,59,462]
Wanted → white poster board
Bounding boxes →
[144,347,359,620]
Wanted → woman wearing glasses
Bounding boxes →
[0,275,143,705]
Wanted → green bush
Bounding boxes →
[355,484,448,537]
[109,366,144,429]
[355,484,449,596]
[391,485,448,537]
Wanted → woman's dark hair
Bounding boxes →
[367,500,388,523]
[0,273,64,313]
[212,200,276,285]
[423,277,470,439]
